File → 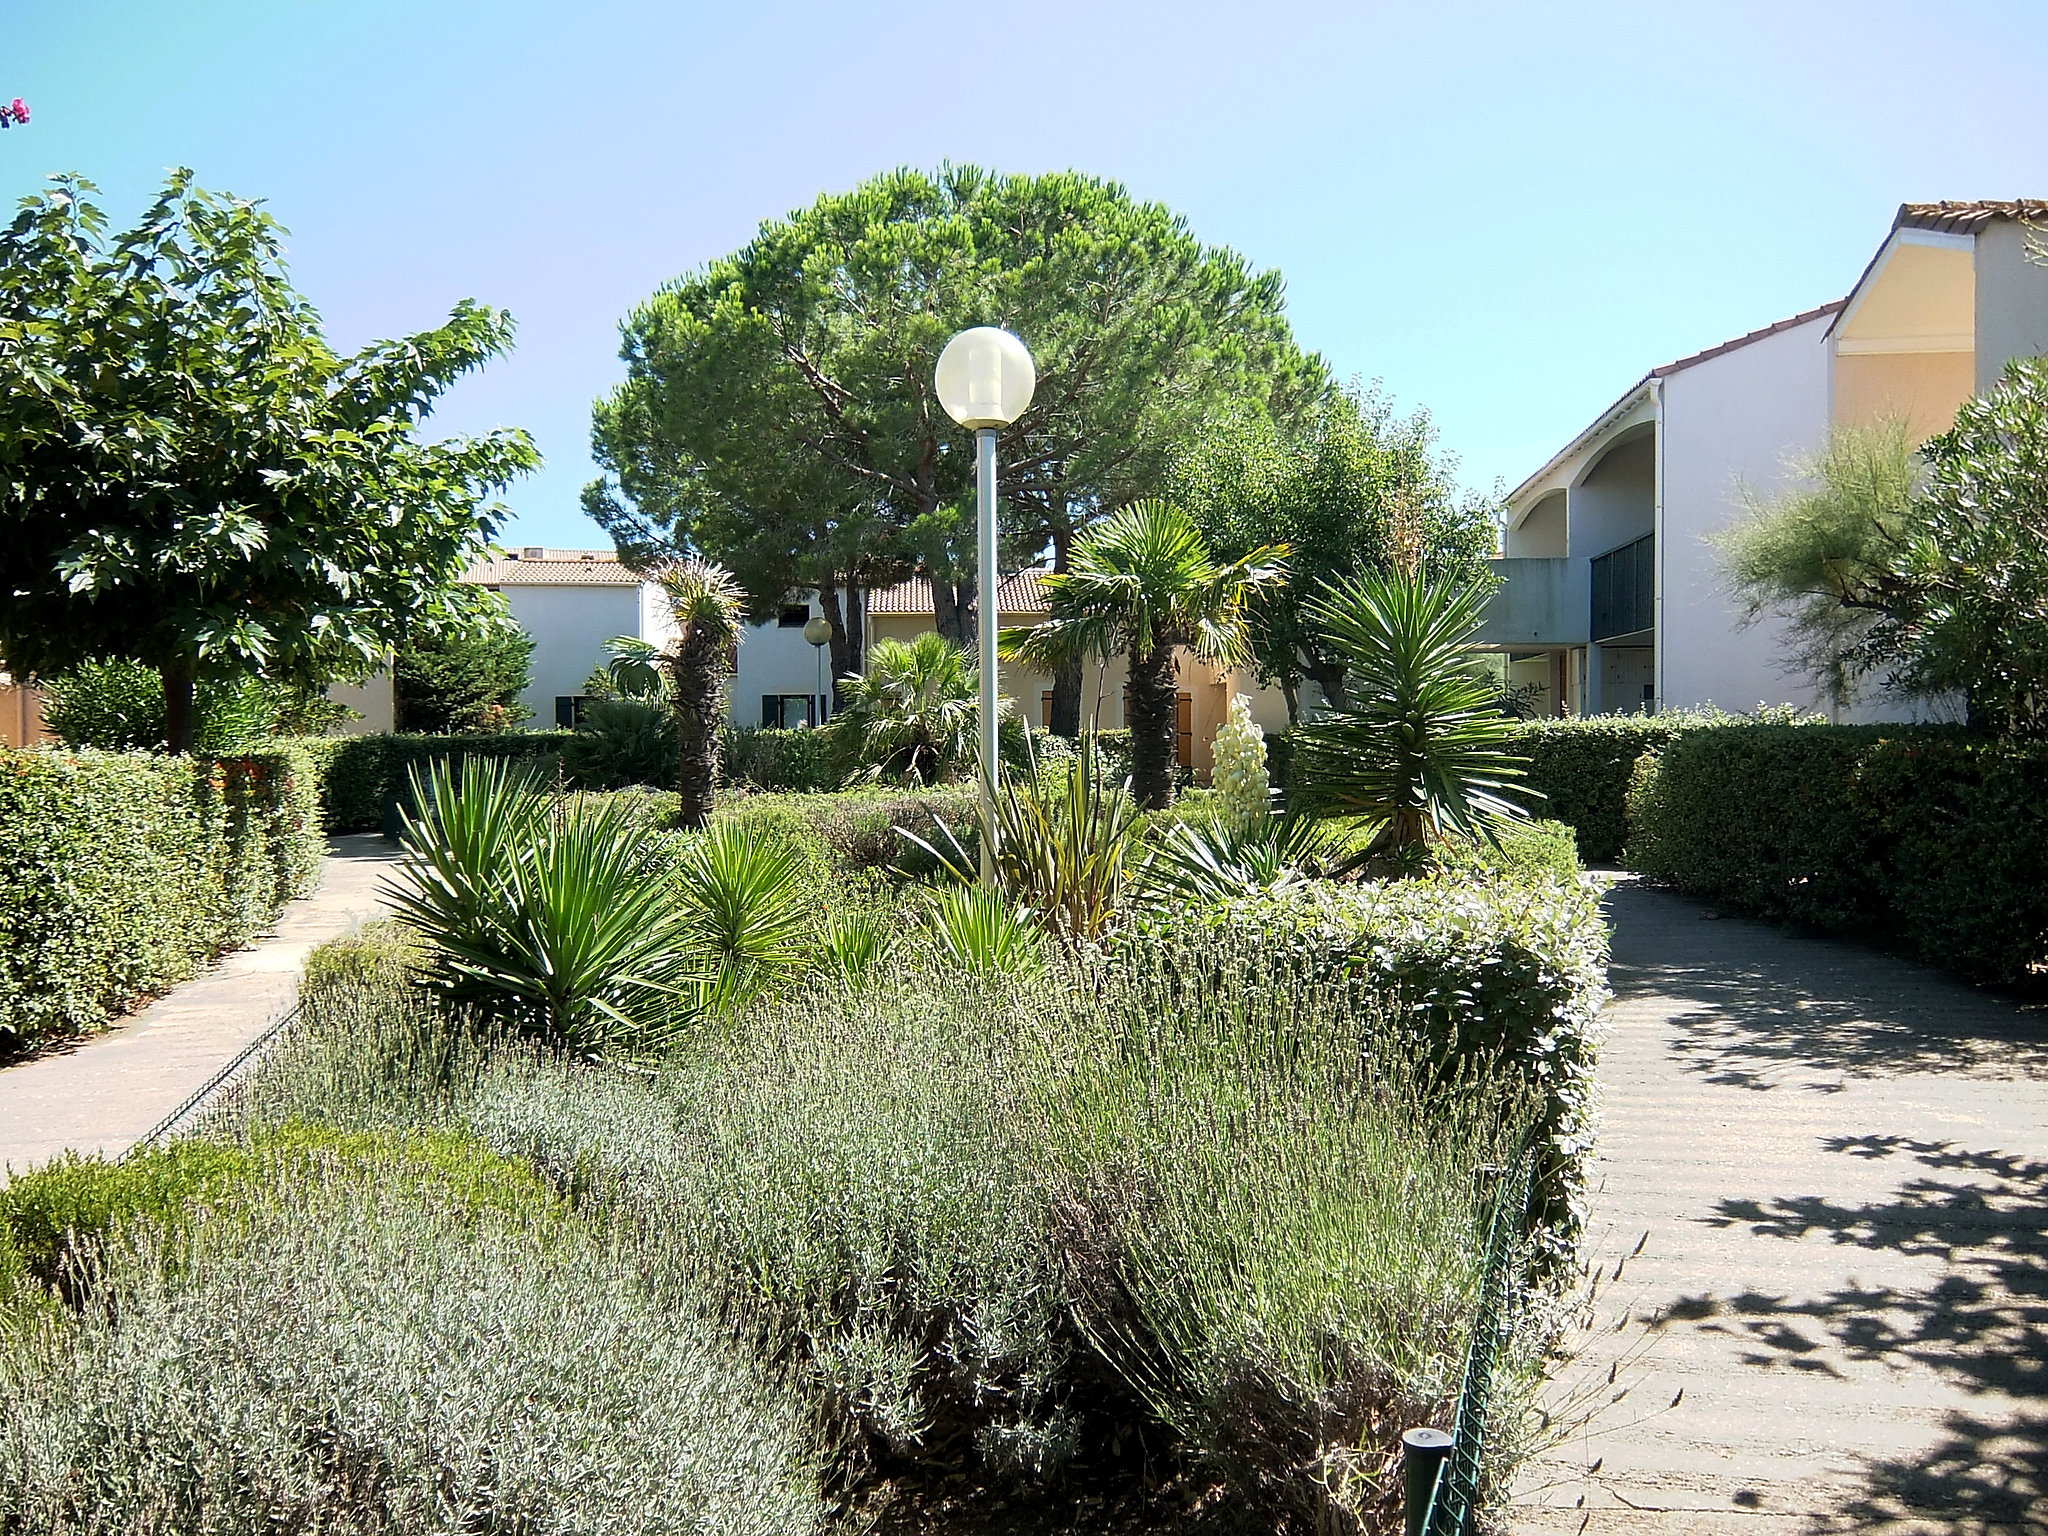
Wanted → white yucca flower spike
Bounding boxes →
[1211,693,1270,828]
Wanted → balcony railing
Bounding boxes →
[1590,534,1654,642]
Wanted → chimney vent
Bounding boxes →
[520,546,546,561]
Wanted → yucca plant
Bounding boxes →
[673,818,814,1008]
[927,884,1043,976]
[561,697,678,790]
[827,630,982,785]
[1137,808,1354,906]
[1005,501,1286,808]
[1290,571,1530,869]
[385,758,702,1055]
[659,559,747,828]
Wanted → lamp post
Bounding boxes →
[934,326,1036,883]
[802,614,833,724]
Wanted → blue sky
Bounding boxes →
[7,0,2046,547]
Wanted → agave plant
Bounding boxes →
[1136,810,1355,906]
[1289,571,1530,869]
[899,732,1147,944]
[1005,501,1286,809]
[827,631,982,785]
[385,758,702,1056]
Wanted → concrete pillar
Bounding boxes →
[1584,643,1604,716]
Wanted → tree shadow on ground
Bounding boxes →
[1602,883,2048,1087]
[1663,1135,2048,1530]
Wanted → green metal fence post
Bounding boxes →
[1403,1426,1454,1536]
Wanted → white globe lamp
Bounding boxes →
[934,326,1035,882]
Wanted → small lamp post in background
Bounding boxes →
[802,613,833,725]
[934,326,1035,883]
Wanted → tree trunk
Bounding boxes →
[1301,655,1349,716]
[932,579,975,648]
[671,630,728,830]
[819,577,863,712]
[1127,645,1179,811]
[1281,675,1300,725]
[161,663,197,755]
[1047,526,1081,737]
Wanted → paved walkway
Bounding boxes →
[1517,880,2048,1536]
[0,834,400,1181]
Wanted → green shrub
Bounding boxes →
[1502,714,1707,861]
[41,659,350,752]
[1627,723,2048,981]
[289,730,571,832]
[1429,817,1581,884]
[0,1158,821,1536]
[714,786,979,879]
[560,698,676,790]
[1135,873,1610,1255]
[722,726,839,792]
[0,746,322,1053]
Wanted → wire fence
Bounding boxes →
[124,1003,303,1158]
[1413,1143,1538,1536]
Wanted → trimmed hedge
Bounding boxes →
[1627,723,2048,983]
[0,746,323,1053]
[1506,715,1707,862]
[721,727,838,793]
[1139,873,1610,1259]
[289,732,571,832]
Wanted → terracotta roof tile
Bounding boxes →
[867,569,1051,617]
[463,550,641,587]
[1897,199,2048,236]
[1651,301,1846,378]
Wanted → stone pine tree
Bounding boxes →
[586,165,1324,723]
[0,172,537,751]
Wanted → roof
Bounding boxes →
[463,549,641,587]
[867,569,1051,616]
[1897,199,2048,236]
[1651,300,1847,378]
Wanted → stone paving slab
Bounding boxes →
[1516,880,2048,1536]
[0,834,399,1181]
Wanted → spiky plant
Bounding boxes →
[1005,501,1285,809]
[660,559,746,828]
[1289,571,1529,868]
[828,631,981,785]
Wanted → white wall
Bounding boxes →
[326,668,393,734]
[1658,314,1843,715]
[1976,219,2048,392]
[502,585,643,726]
[1568,431,1655,558]
[734,596,833,725]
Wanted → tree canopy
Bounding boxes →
[586,164,1327,720]
[1716,359,2048,734]
[1170,384,1495,719]
[0,171,538,750]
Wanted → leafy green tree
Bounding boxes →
[1713,419,1924,712]
[1172,384,1494,719]
[42,658,348,751]
[1717,363,2048,733]
[827,631,982,785]
[1006,501,1285,809]
[393,594,536,735]
[586,165,1325,717]
[1288,572,1529,868]
[0,172,537,753]
[1895,358,2048,735]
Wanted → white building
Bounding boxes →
[1483,199,2048,718]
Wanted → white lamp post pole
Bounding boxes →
[934,326,1036,885]
[975,425,999,880]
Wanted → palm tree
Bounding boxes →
[827,630,981,784]
[1288,570,1529,867]
[1005,500,1286,809]
[659,559,746,828]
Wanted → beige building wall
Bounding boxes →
[1975,219,2048,392]
[1832,349,1975,440]
[0,680,51,747]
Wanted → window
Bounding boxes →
[554,696,589,729]
[777,605,811,629]
[761,694,818,728]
